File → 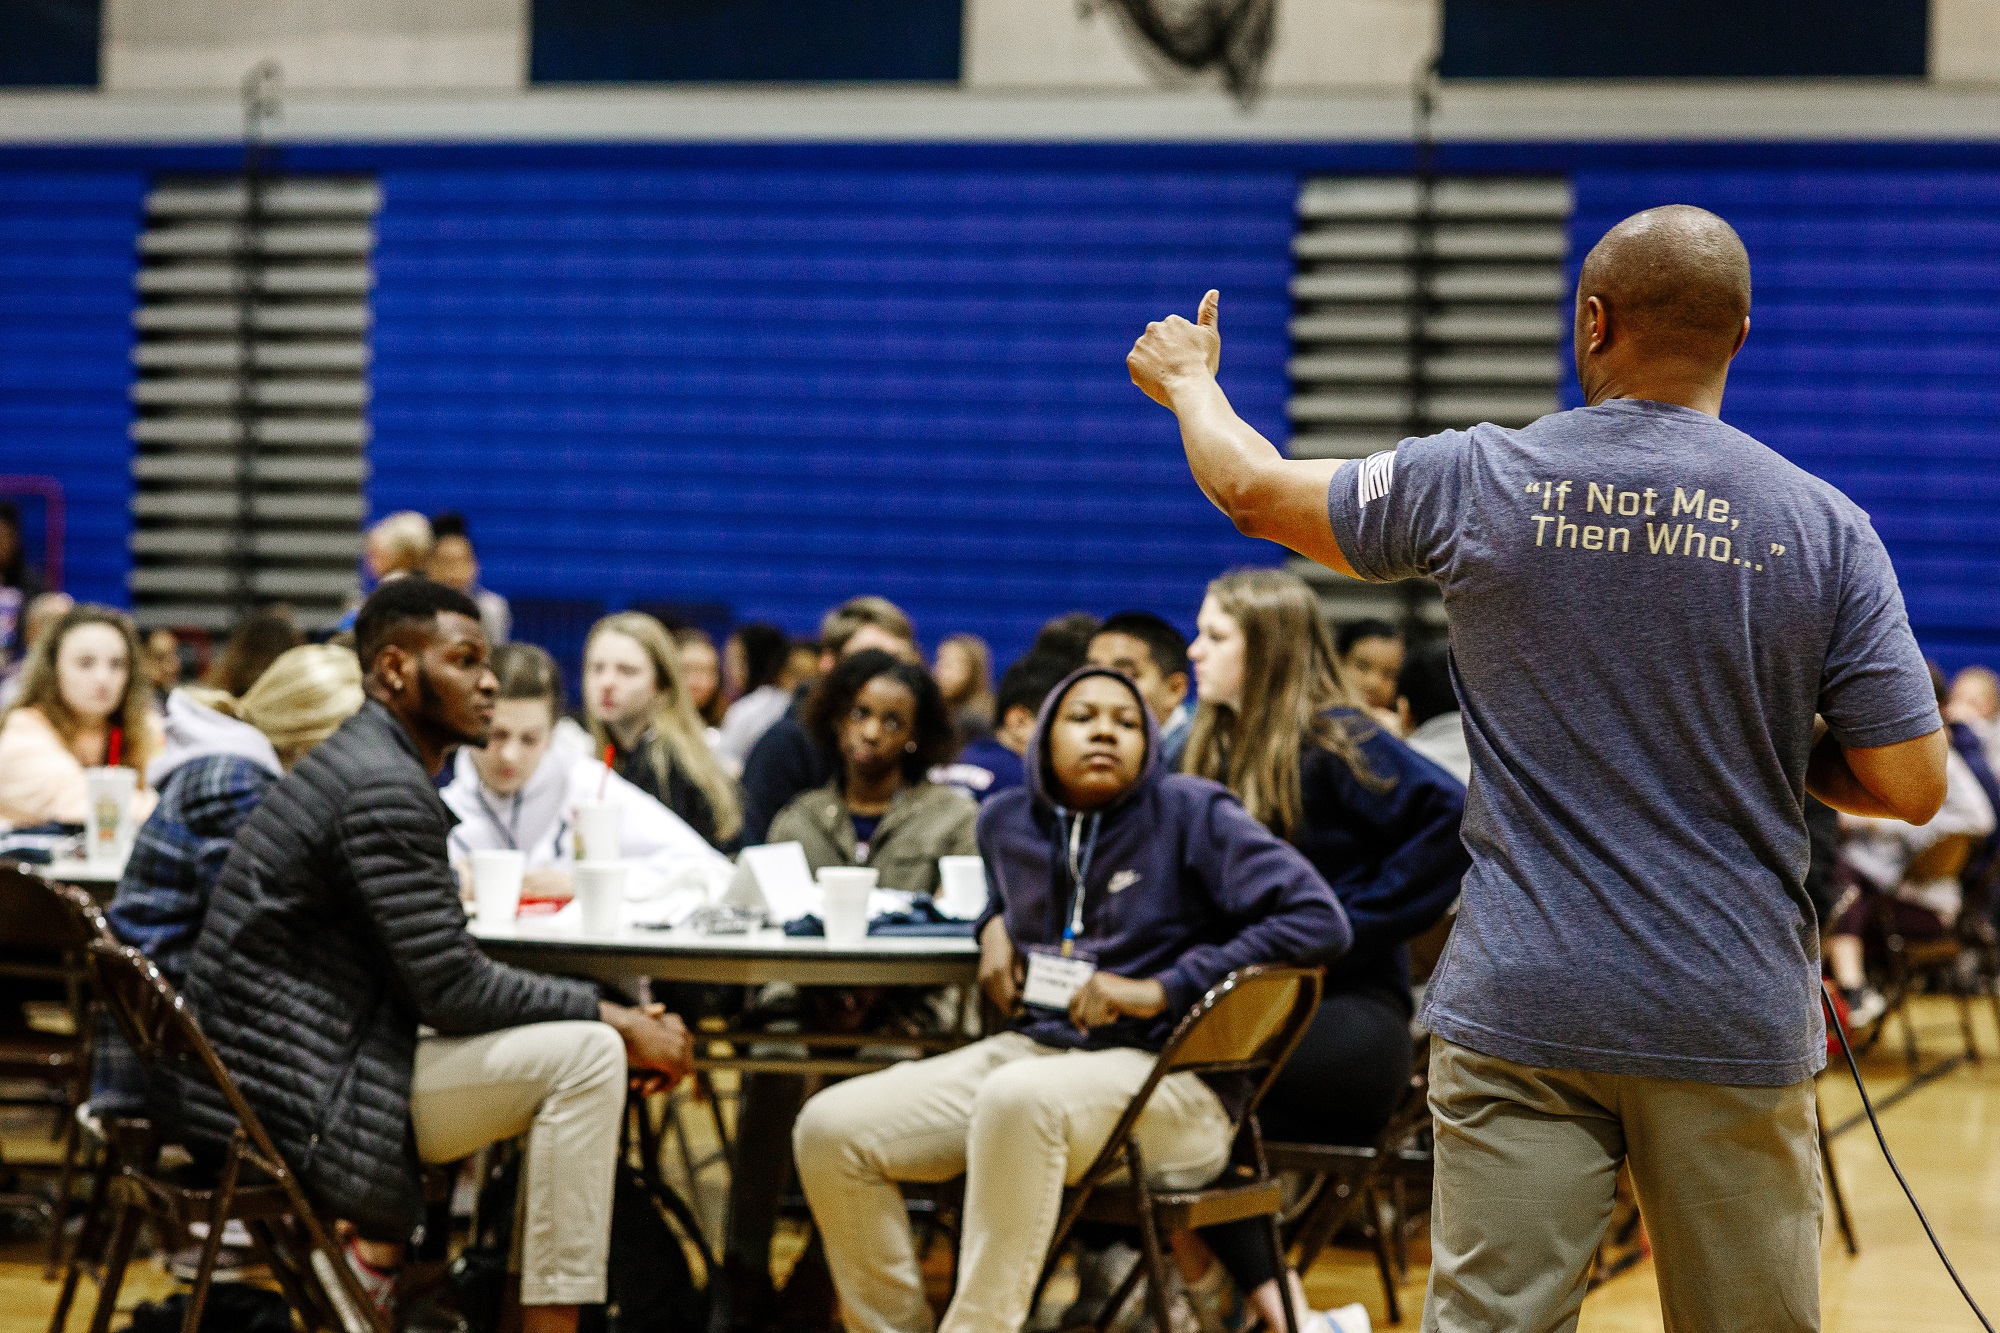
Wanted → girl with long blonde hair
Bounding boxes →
[1181,569,1376,832]
[0,603,160,828]
[1178,569,1469,1333]
[584,612,743,851]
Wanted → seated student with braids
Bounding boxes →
[768,648,978,895]
[715,650,978,1330]
[792,665,1349,1333]
[442,642,727,902]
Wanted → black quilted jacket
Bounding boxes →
[176,701,599,1236]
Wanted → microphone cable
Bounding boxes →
[1822,983,1995,1332]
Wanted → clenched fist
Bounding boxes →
[1127,289,1222,408]
[1069,972,1168,1033]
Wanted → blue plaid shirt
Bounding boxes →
[93,753,274,1110]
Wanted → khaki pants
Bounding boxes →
[411,1021,627,1306]
[793,1032,1232,1333]
[1423,1038,1822,1333]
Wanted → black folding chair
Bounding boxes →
[0,864,99,1271]
[51,940,388,1333]
[1028,965,1324,1333]
[1265,1040,1431,1327]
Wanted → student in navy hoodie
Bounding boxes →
[793,665,1349,1333]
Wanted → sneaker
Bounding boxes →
[1843,985,1888,1029]
[1105,1264,1199,1333]
[165,1235,257,1284]
[1055,1242,1139,1330]
[1304,1304,1373,1333]
[1182,1260,1249,1333]
[343,1238,401,1325]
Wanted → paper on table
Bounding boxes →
[727,842,820,923]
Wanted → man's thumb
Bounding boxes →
[1197,289,1220,331]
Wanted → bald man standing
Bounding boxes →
[1128,206,1947,1332]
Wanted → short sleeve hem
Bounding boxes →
[1825,705,1941,753]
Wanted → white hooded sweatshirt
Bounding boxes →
[441,743,726,899]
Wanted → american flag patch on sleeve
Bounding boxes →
[1357,449,1396,508]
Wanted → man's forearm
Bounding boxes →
[1165,372,1284,530]
[1805,737,1897,818]
[1806,729,1946,822]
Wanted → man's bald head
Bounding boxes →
[1576,206,1751,373]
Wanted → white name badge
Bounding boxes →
[1023,947,1097,1011]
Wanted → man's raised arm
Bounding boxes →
[1127,289,1359,578]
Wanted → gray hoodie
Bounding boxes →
[147,690,282,789]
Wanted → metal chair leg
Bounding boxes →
[1819,1106,1858,1258]
[1956,990,1981,1063]
[45,1108,84,1278]
[180,1138,243,1333]
[84,1199,141,1333]
[47,1135,119,1333]
[1365,1183,1402,1326]
[1265,1213,1303,1333]
[1127,1144,1178,1333]
[245,1217,331,1332]
[1897,995,1922,1072]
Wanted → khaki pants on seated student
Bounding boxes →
[794,1031,1232,1333]
[411,1020,627,1307]
[1423,1038,1822,1333]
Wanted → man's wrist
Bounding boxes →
[1159,365,1217,408]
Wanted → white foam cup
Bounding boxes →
[577,861,628,935]
[84,767,137,865]
[936,855,988,920]
[574,802,622,864]
[817,866,879,946]
[470,849,525,924]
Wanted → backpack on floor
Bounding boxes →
[580,1161,712,1333]
[451,1144,712,1333]
[127,1284,296,1333]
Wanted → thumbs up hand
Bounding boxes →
[1127,289,1222,409]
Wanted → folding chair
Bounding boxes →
[1870,833,1986,1070]
[52,940,388,1333]
[0,863,99,1266]
[1265,1042,1431,1327]
[1028,965,1324,1333]
[1816,1077,1858,1257]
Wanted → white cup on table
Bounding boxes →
[573,802,622,864]
[577,861,627,935]
[83,767,137,865]
[470,849,524,924]
[936,855,987,920]
[817,866,878,946]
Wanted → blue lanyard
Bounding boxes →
[1064,804,1096,948]
[474,788,521,851]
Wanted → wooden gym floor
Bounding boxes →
[5,996,1998,1331]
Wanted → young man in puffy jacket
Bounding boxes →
[178,579,690,1331]
[793,665,1350,1333]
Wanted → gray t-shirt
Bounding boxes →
[1326,398,1938,1084]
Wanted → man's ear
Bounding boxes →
[1163,671,1190,709]
[373,642,412,697]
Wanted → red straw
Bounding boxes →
[598,743,614,800]
[107,727,123,768]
